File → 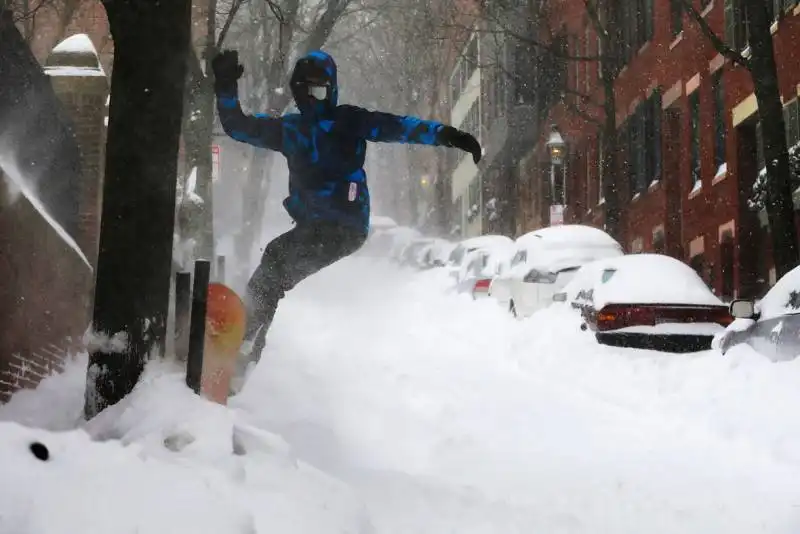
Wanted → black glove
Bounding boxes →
[438,126,482,164]
[211,50,244,93]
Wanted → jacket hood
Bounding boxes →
[290,50,338,117]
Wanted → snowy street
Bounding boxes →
[3,256,800,533]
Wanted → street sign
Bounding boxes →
[550,204,564,225]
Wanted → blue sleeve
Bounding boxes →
[338,105,444,145]
[216,86,282,152]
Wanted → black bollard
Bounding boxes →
[186,260,210,393]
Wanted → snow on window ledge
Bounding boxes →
[669,33,684,50]
[631,192,641,202]
[597,197,606,206]
[700,2,714,17]
[689,179,703,199]
[648,179,661,192]
[712,162,728,185]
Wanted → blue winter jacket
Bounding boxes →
[216,50,446,234]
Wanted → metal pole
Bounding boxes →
[174,271,191,362]
[186,259,210,393]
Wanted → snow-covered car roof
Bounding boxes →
[458,234,514,250]
[565,254,723,309]
[516,224,622,251]
[755,264,800,321]
[459,241,516,279]
[419,238,456,264]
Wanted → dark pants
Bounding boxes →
[242,221,367,362]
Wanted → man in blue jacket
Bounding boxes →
[212,49,482,369]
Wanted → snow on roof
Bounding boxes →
[516,225,622,250]
[52,34,98,56]
[585,254,722,308]
[756,264,800,321]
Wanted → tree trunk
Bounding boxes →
[85,0,191,419]
[746,1,798,279]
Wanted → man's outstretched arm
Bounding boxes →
[213,50,282,152]
[339,106,482,163]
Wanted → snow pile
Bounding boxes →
[4,257,800,532]
[0,357,370,534]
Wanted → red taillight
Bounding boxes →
[474,279,491,290]
[596,305,655,331]
[595,304,733,331]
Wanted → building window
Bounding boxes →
[784,98,800,150]
[449,35,479,107]
[690,253,706,282]
[689,90,701,187]
[597,131,605,205]
[671,0,684,36]
[712,71,726,171]
[653,226,666,254]
[720,230,735,300]
[622,91,662,198]
[586,143,593,210]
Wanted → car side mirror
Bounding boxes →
[729,299,756,319]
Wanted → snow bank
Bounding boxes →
[0,358,371,534]
[755,263,800,320]
[5,257,800,532]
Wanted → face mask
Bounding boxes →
[308,84,329,101]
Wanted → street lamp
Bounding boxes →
[545,124,566,225]
[546,124,566,166]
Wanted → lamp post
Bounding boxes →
[546,124,566,226]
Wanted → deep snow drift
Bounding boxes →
[2,256,800,533]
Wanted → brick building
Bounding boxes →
[521,0,800,300]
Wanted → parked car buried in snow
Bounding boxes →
[446,235,514,280]
[454,242,515,299]
[715,264,800,361]
[556,254,733,353]
[491,225,623,318]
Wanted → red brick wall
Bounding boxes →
[529,1,800,298]
[0,171,92,403]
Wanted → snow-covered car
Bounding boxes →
[398,237,436,268]
[556,254,732,352]
[417,238,456,269]
[490,225,623,318]
[446,235,514,280]
[453,242,515,299]
[384,227,423,262]
[716,265,800,361]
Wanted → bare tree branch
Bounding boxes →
[679,0,749,69]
